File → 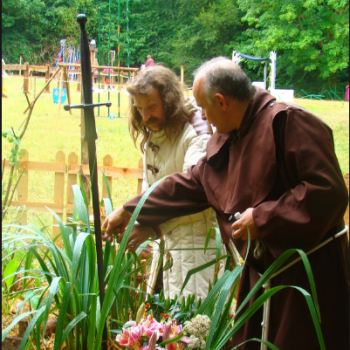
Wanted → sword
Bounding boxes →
[65,14,110,350]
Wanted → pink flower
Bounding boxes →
[162,321,189,350]
[116,325,142,348]
[141,316,163,337]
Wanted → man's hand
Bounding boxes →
[231,208,260,241]
[102,206,132,242]
[117,224,156,253]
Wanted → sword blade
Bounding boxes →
[77,14,108,350]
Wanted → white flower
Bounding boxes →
[188,335,201,349]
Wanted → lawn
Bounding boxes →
[2,75,349,226]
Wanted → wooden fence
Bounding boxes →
[3,150,349,239]
[4,150,143,237]
[2,62,139,95]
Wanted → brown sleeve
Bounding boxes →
[253,108,348,257]
[123,161,211,226]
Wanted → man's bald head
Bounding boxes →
[194,57,255,104]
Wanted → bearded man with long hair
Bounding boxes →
[107,65,227,300]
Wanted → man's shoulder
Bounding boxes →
[189,110,213,136]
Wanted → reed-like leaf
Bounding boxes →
[101,170,113,208]
[47,207,73,260]
[196,270,231,315]
[61,312,87,345]
[72,184,90,228]
[72,232,90,280]
[2,311,37,341]
[235,249,318,318]
[205,267,242,349]
[42,277,61,336]
[18,306,46,350]
[94,178,166,350]
[179,255,229,297]
[88,295,98,350]
[233,338,281,350]
[213,285,325,350]
[204,227,215,253]
[54,282,72,350]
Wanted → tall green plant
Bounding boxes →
[1,175,164,350]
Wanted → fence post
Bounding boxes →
[45,65,51,93]
[181,65,184,84]
[62,66,72,114]
[17,149,29,225]
[23,62,29,93]
[67,152,79,217]
[77,71,81,92]
[53,151,65,243]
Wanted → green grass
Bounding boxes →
[2,75,349,226]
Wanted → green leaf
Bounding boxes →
[72,184,90,228]
[54,282,73,350]
[3,258,19,291]
[94,177,167,350]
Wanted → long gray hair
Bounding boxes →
[127,65,192,152]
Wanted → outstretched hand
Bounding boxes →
[231,208,260,241]
[117,224,156,253]
[101,206,132,243]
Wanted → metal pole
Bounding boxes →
[126,0,130,69]
[98,7,101,117]
[108,0,112,118]
[117,0,121,118]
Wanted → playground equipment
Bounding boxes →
[233,50,294,102]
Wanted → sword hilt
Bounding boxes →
[64,101,112,111]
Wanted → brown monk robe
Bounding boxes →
[124,87,349,350]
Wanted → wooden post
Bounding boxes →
[17,150,29,225]
[62,66,72,114]
[57,70,63,117]
[53,151,65,244]
[137,157,143,195]
[23,62,29,93]
[181,65,184,84]
[30,70,33,90]
[67,152,79,216]
[19,56,22,76]
[77,71,81,92]
[33,76,36,100]
[45,65,51,93]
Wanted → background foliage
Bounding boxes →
[2,0,349,92]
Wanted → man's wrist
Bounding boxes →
[151,226,163,240]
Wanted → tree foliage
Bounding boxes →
[2,0,349,93]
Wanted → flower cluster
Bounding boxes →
[116,314,189,350]
[183,315,211,349]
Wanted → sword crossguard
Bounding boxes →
[64,101,112,111]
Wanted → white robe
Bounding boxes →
[142,122,226,301]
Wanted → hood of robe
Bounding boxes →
[203,87,285,216]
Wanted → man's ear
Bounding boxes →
[215,93,228,111]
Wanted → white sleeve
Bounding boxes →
[182,134,211,172]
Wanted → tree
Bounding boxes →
[235,0,349,92]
